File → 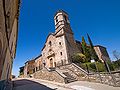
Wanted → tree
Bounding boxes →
[19,66,24,75]
[81,36,91,62]
[87,34,99,61]
[81,36,87,53]
[113,50,120,60]
[112,50,120,70]
[72,53,86,63]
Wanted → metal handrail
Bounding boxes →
[72,63,89,75]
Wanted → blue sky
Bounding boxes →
[12,0,120,76]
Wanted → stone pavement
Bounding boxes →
[13,79,52,90]
[67,81,120,90]
[13,78,72,90]
[0,80,13,90]
[13,78,120,90]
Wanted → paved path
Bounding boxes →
[13,79,52,90]
[13,78,120,90]
[67,81,120,90]
[13,78,72,90]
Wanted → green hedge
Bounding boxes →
[80,62,107,72]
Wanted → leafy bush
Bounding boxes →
[112,59,120,70]
[72,53,86,63]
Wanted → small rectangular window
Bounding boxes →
[56,16,58,23]
[6,12,10,29]
[59,42,61,45]
[60,52,62,56]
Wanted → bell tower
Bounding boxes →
[54,10,73,34]
[53,10,80,64]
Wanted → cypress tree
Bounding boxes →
[81,36,87,54]
[87,34,99,61]
[81,36,91,62]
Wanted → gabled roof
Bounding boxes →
[25,59,35,64]
[34,54,42,60]
[41,33,55,51]
[94,45,106,49]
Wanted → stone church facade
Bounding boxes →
[22,10,110,77]
[42,10,81,68]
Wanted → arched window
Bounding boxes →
[49,41,52,46]
[64,15,67,21]
[59,42,62,45]
[49,49,52,52]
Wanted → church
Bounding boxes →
[41,10,82,68]
[22,10,110,77]
[37,10,110,69]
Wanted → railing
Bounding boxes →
[55,68,67,78]
[72,63,89,75]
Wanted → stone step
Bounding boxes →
[63,72,76,78]
[65,76,77,83]
[63,72,77,83]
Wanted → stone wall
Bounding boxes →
[58,63,120,87]
[88,71,120,87]
[0,0,19,81]
[33,68,65,83]
[0,0,8,79]
[32,63,120,87]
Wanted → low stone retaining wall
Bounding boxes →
[32,63,120,87]
[58,63,120,87]
[33,68,65,83]
[88,71,120,87]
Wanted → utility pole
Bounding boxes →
[102,56,116,86]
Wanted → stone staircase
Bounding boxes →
[55,63,90,83]
[55,68,77,83]
[33,63,120,86]
[63,72,77,83]
[57,63,89,81]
